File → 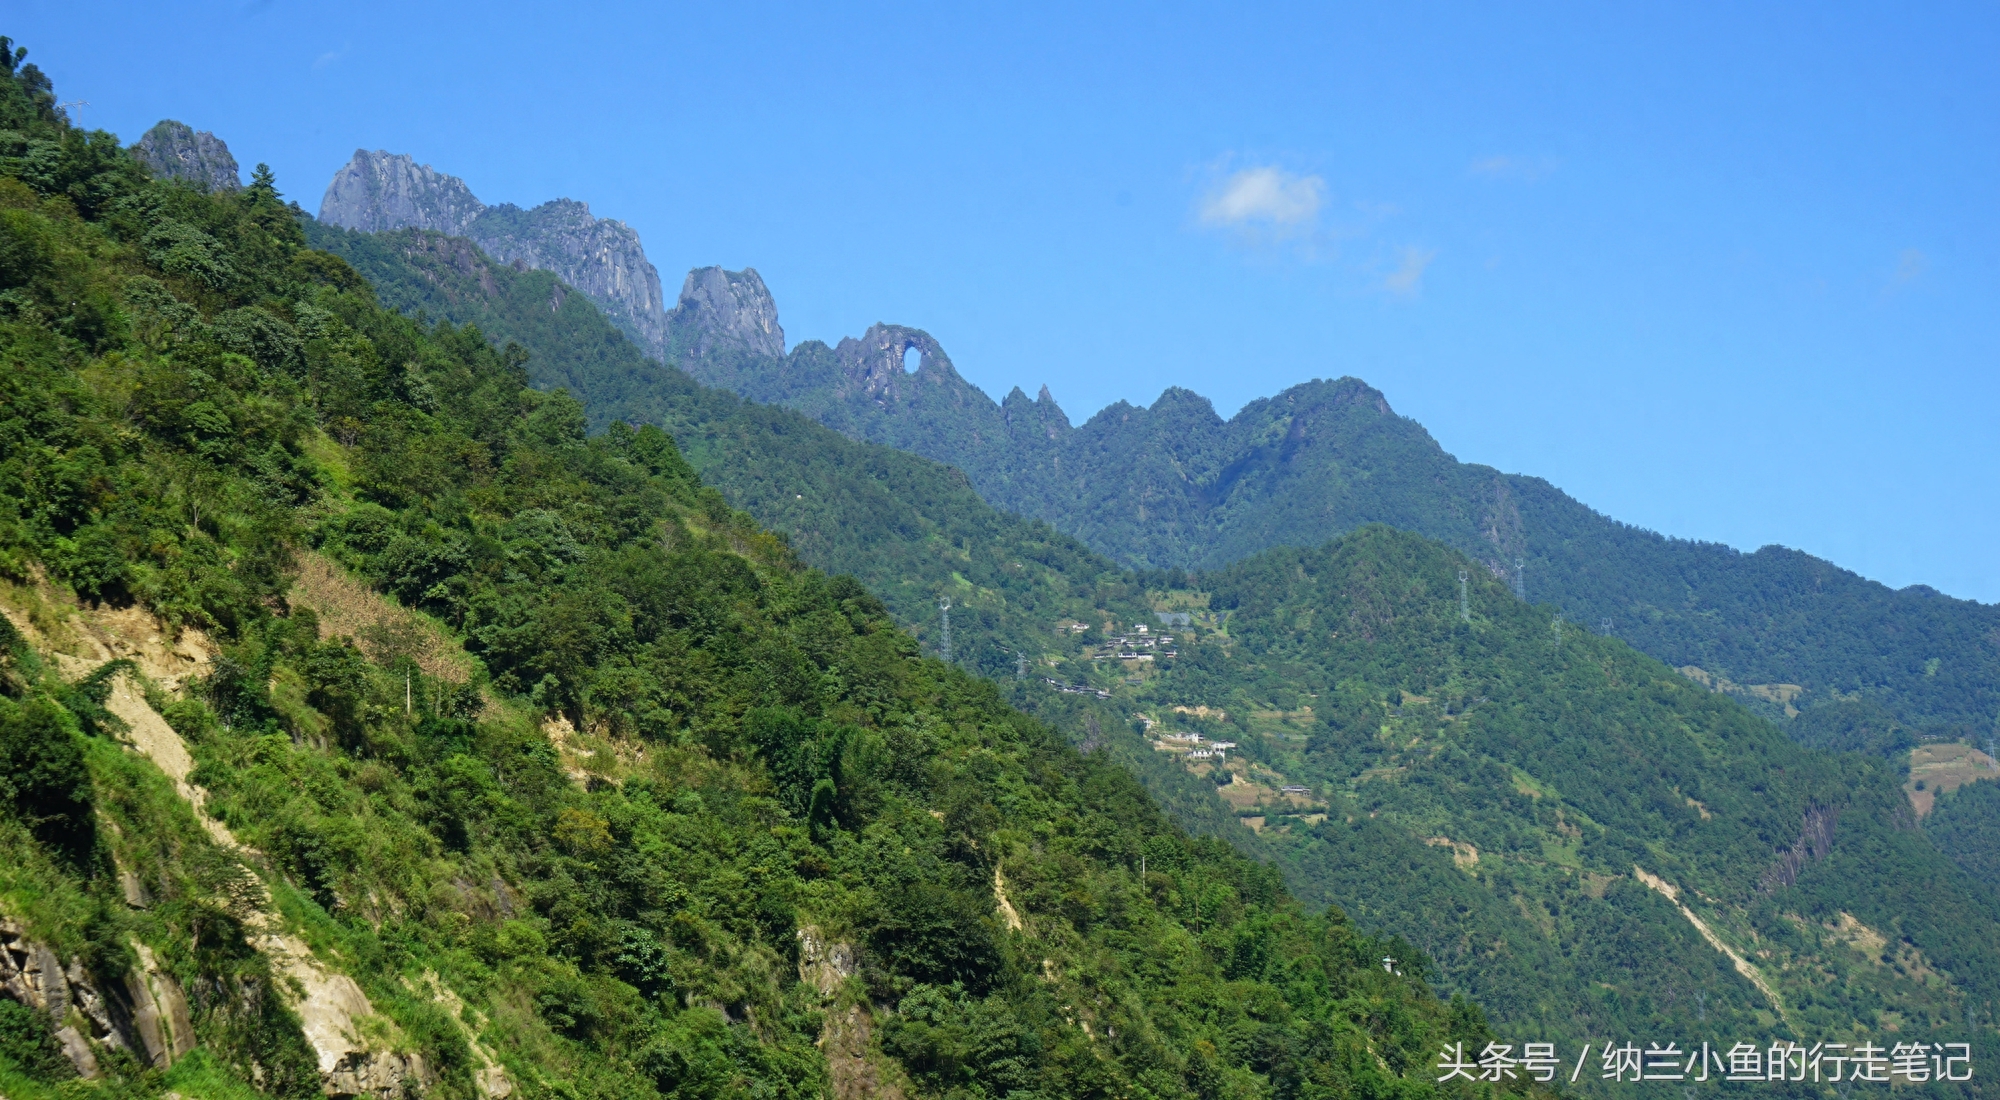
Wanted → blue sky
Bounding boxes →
[13,2,1998,600]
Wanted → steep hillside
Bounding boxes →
[0,38,1516,1100]
[309,206,2000,1086]
[1127,526,2000,1068]
[302,223,667,427]
[303,221,1288,852]
[657,274,2000,743]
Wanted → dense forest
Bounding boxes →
[1147,528,2000,1070]
[0,39,1530,1100]
[1927,781,2000,898]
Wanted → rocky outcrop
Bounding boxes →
[123,943,196,1069]
[0,589,438,1099]
[795,928,902,1100]
[318,150,484,236]
[795,926,857,998]
[831,323,959,405]
[1759,805,1839,893]
[131,120,241,192]
[665,266,785,361]
[0,920,102,1076]
[471,199,667,353]
[316,151,669,356]
[0,918,201,1078]
[323,1049,433,1100]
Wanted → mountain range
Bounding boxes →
[297,157,2000,1078]
[662,278,2000,745]
[297,148,2000,746]
[317,150,672,360]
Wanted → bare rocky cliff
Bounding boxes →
[317,150,668,356]
[130,120,240,192]
[470,199,667,354]
[665,266,785,360]
[0,917,195,1078]
[318,149,484,236]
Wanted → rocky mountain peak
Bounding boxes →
[316,151,668,356]
[470,199,667,354]
[131,120,240,192]
[833,324,958,402]
[665,266,785,361]
[318,150,486,236]
[1002,384,1072,437]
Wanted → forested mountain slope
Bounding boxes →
[307,222,1277,845]
[0,41,1521,1100]
[1135,527,2000,1069]
[653,275,2000,743]
[313,197,2000,1089]
[304,224,1144,675]
[317,151,670,358]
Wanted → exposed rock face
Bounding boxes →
[795,926,857,998]
[316,151,668,355]
[131,120,240,192]
[123,943,195,1069]
[830,323,955,403]
[471,199,666,353]
[795,928,900,1100]
[318,150,484,236]
[665,266,785,360]
[0,922,95,1078]
[0,918,188,1078]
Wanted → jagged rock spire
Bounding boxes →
[665,267,786,360]
[316,150,668,356]
[131,120,240,192]
[318,150,486,236]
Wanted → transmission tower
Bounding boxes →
[1457,570,1470,623]
[1513,557,1526,600]
[937,598,952,664]
[1016,650,1028,679]
[1552,611,1564,646]
[1600,617,1613,637]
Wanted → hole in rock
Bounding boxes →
[903,346,921,373]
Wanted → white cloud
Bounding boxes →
[1199,167,1325,228]
[1384,247,1437,296]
